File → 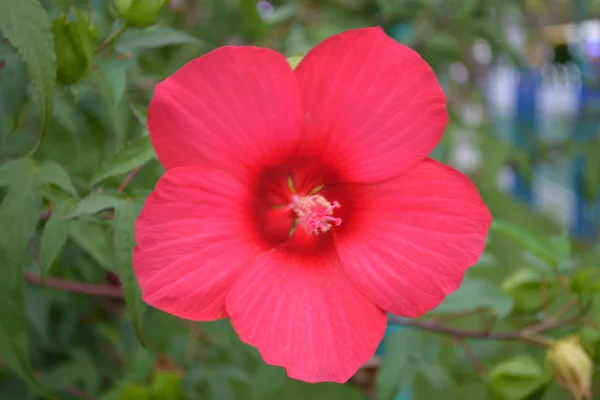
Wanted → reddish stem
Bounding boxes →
[455,338,487,378]
[389,315,578,342]
[95,25,127,54]
[117,166,142,192]
[23,272,123,298]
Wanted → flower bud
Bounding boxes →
[546,335,593,400]
[52,11,95,85]
[114,0,167,28]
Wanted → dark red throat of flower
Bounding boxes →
[253,159,351,251]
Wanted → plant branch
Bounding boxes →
[23,269,579,341]
[548,297,579,322]
[432,307,485,323]
[95,24,128,54]
[23,272,123,298]
[389,315,578,343]
[541,277,549,318]
[117,166,142,192]
[482,310,497,335]
[455,338,487,378]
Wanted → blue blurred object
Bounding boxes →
[485,26,600,242]
[512,67,541,206]
[572,71,600,241]
[374,318,414,400]
[384,21,416,45]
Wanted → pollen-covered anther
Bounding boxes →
[289,194,342,235]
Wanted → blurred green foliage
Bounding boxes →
[1,0,600,399]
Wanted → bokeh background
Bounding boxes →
[2,0,600,399]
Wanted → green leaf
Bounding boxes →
[39,185,76,205]
[129,104,148,126]
[115,26,201,53]
[433,277,514,318]
[66,192,126,218]
[521,251,553,274]
[68,219,114,270]
[39,202,69,282]
[549,234,572,266]
[277,380,363,400]
[457,0,480,18]
[377,330,422,400]
[24,285,50,342]
[150,371,186,400]
[0,158,33,187]
[571,267,600,297]
[475,252,499,268]
[488,354,550,400]
[0,46,28,130]
[422,33,463,62]
[43,349,99,394]
[239,0,266,39]
[579,325,600,350]
[0,160,47,394]
[114,197,146,345]
[52,89,80,139]
[501,268,558,313]
[120,343,154,383]
[89,137,155,186]
[419,363,455,391]
[249,364,288,400]
[491,220,559,266]
[100,58,128,108]
[37,160,78,198]
[377,0,409,19]
[2,159,77,200]
[0,0,56,155]
[0,250,45,394]
[121,384,151,400]
[0,162,41,255]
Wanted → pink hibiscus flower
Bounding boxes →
[134,27,492,383]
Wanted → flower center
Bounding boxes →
[252,159,350,250]
[288,194,342,235]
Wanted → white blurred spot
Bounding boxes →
[449,62,469,84]
[451,138,481,174]
[496,166,515,192]
[461,103,484,127]
[472,39,493,65]
[257,1,274,17]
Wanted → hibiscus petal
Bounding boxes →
[334,159,492,317]
[295,27,447,183]
[134,166,261,321]
[225,239,386,383]
[148,46,303,176]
